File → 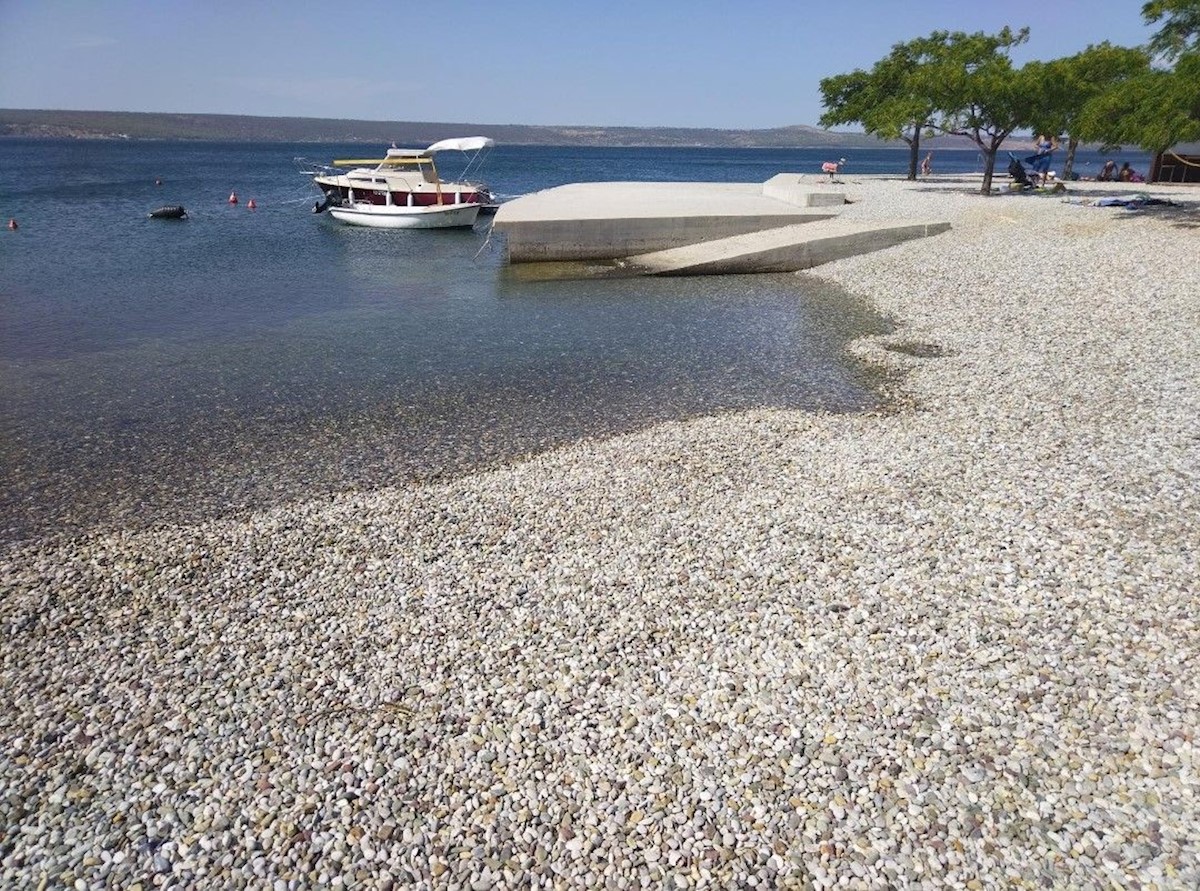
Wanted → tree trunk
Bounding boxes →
[1063,136,1079,180]
[980,150,998,195]
[907,134,920,181]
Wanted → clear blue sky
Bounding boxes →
[0,0,1156,129]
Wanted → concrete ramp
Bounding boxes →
[627,219,951,275]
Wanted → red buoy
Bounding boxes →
[7,218,17,230]
[228,191,238,205]
[246,198,257,210]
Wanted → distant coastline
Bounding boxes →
[0,108,982,149]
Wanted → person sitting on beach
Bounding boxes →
[1098,160,1117,181]
[1116,162,1147,183]
[1025,134,1059,186]
[921,152,933,176]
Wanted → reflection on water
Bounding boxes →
[498,259,643,282]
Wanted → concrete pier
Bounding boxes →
[492,177,950,273]
[493,180,843,263]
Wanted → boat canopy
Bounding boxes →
[425,136,494,154]
[332,137,493,169]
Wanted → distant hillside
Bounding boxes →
[0,108,937,148]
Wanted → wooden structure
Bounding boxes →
[1150,142,1200,183]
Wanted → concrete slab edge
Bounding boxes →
[632,222,951,276]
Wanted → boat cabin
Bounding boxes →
[325,150,477,208]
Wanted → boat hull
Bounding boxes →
[328,202,481,229]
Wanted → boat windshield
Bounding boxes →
[331,142,478,183]
[378,155,439,179]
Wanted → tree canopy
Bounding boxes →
[816,1,1200,192]
[1144,0,1200,59]
[926,27,1035,194]
[1099,0,1200,149]
[821,27,1037,193]
[1078,56,1200,150]
[1074,1,1200,151]
[819,37,944,179]
[1030,43,1152,177]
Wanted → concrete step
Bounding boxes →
[627,219,951,275]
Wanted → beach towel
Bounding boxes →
[1063,194,1178,209]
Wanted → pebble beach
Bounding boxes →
[2,176,1198,889]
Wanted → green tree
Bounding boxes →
[818,38,942,180]
[1077,1,1200,150]
[927,27,1038,195]
[1144,0,1200,59]
[1077,59,1200,150]
[1029,43,1152,179]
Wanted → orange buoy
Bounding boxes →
[246,198,257,210]
[228,191,238,205]
[7,218,17,230]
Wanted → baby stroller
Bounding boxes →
[1006,151,1040,190]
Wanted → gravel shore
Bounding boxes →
[3,177,1198,889]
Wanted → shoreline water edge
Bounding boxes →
[2,177,1198,887]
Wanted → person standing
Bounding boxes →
[1027,134,1059,185]
[921,152,933,176]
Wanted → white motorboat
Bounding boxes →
[310,137,495,229]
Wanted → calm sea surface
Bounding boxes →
[0,141,1151,542]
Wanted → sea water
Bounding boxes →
[0,140,1150,542]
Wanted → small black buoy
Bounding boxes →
[149,205,187,220]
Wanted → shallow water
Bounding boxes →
[1,260,889,541]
